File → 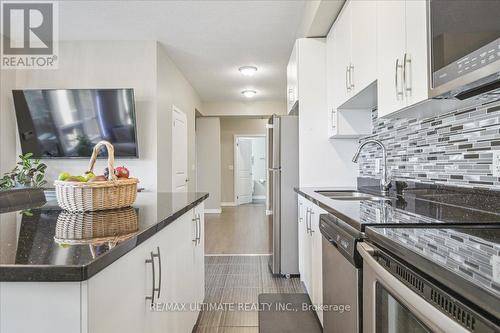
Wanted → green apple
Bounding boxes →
[58,172,71,181]
[83,172,96,181]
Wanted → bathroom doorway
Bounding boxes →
[234,135,267,205]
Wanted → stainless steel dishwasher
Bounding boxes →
[320,213,363,333]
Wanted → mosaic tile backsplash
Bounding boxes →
[358,99,500,190]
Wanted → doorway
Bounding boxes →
[234,135,266,205]
[172,106,188,192]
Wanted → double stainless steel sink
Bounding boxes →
[315,190,387,201]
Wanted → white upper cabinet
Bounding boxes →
[286,43,298,113]
[326,0,376,138]
[377,0,429,118]
[350,0,377,95]
[329,2,352,110]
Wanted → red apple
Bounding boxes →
[115,166,130,178]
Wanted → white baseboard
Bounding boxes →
[205,208,222,214]
[252,195,265,200]
[221,202,236,207]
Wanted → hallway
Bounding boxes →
[205,203,271,255]
[194,255,304,332]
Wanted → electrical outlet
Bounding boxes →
[493,151,500,178]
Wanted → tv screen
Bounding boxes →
[12,89,138,158]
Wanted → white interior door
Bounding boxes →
[236,138,253,205]
[172,106,188,192]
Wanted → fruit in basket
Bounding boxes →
[115,166,130,178]
[88,175,107,182]
[66,176,84,182]
[58,172,71,181]
[83,171,96,181]
[104,167,111,178]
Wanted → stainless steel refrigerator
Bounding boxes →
[267,114,299,276]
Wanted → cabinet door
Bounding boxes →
[297,196,306,279]
[194,203,205,304]
[310,204,326,326]
[326,30,338,137]
[404,0,428,107]
[287,43,298,113]
[376,0,406,117]
[163,210,199,333]
[303,203,313,295]
[331,3,352,109]
[350,0,377,95]
[86,233,160,333]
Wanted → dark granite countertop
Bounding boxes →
[296,182,500,319]
[0,191,208,282]
[365,226,500,321]
[295,186,500,231]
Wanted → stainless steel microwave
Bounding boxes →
[428,0,500,100]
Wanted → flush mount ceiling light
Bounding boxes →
[241,90,257,98]
[239,66,258,76]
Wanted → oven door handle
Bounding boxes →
[357,243,470,333]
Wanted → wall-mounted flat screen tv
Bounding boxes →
[12,89,138,158]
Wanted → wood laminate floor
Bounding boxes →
[193,256,305,333]
[205,204,271,255]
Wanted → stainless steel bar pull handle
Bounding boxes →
[345,66,350,92]
[145,251,156,305]
[395,58,403,99]
[403,53,412,96]
[196,214,201,245]
[304,208,308,230]
[153,247,162,299]
[349,63,354,90]
[192,215,198,244]
[309,210,314,236]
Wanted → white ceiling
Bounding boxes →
[58,0,307,102]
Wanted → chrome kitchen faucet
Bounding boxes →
[352,139,391,194]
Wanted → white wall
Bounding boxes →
[156,44,202,192]
[1,41,202,192]
[11,41,158,190]
[196,117,221,211]
[220,117,268,203]
[202,100,286,117]
[297,38,358,187]
[0,70,17,175]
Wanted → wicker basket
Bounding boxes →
[54,141,139,212]
[54,207,139,258]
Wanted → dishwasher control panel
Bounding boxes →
[319,214,363,267]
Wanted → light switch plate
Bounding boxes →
[493,151,500,178]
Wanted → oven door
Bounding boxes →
[358,243,470,333]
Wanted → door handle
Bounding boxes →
[395,58,403,100]
[152,247,162,299]
[305,208,309,232]
[309,211,315,235]
[349,63,354,90]
[345,66,350,92]
[196,214,201,245]
[192,215,198,244]
[145,251,156,306]
[403,53,412,97]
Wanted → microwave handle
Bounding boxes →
[357,243,470,333]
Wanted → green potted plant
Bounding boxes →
[0,153,47,191]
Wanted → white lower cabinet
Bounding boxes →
[297,195,325,325]
[0,203,205,333]
[86,203,205,333]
